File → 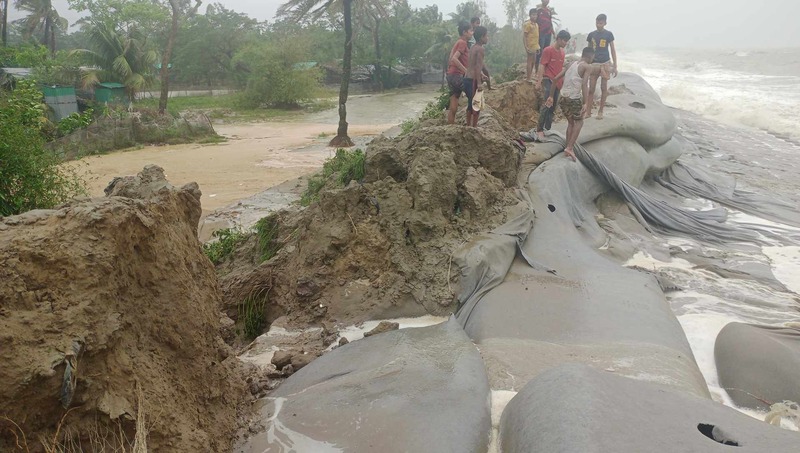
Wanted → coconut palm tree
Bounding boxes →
[279,0,363,147]
[1,0,9,46]
[14,0,67,55]
[71,22,158,102]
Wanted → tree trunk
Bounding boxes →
[1,0,8,47]
[372,16,382,91]
[43,17,51,52]
[329,0,354,147]
[48,19,56,56]
[158,1,180,114]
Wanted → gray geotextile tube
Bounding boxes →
[560,135,789,244]
[655,161,800,230]
[459,185,709,397]
[715,322,800,411]
[499,364,800,453]
[238,318,491,453]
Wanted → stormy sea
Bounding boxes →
[622,47,800,427]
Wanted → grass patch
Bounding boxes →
[400,118,416,135]
[300,148,366,206]
[197,134,228,144]
[203,228,248,264]
[134,95,336,122]
[254,215,282,263]
[239,287,269,340]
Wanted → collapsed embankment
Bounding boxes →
[217,106,526,333]
[237,75,800,451]
[0,166,248,452]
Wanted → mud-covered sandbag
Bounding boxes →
[500,364,800,453]
[715,322,800,410]
[237,318,491,453]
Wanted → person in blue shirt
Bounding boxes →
[585,14,617,119]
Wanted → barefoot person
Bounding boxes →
[559,47,595,160]
[534,30,570,141]
[466,26,488,127]
[586,13,617,119]
[468,16,492,90]
[523,9,540,83]
[447,21,473,124]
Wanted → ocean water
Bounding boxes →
[623,48,800,143]
[615,50,800,429]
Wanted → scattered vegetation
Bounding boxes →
[0,80,86,216]
[420,86,450,120]
[202,228,248,264]
[57,108,94,136]
[400,118,416,135]
[301,148,366,206]
[239,287,269,340]
[255,215,282,263]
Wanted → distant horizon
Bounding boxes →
[6,0,800,50]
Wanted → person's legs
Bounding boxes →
[564,118,575,160]
[567,115,585,155]
[463,77,475,126]
[585,72,599,118]
[526,52,535,81]
[546,86,559,130]
[598,77,609,119]
[536,78,553,138]
[535,34,551,74]
[446,74,462,124]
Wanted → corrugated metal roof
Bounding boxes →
[0,67,34,78]
[97,82,126,88]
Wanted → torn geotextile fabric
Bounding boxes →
[544,135,790,244]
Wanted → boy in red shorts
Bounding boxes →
[447,21,473,124]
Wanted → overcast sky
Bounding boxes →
[8,0,800,49]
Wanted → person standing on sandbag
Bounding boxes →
[534,30,571,141]
[447,21,473,124]
[557,47,596,160]
[585,13,617,119]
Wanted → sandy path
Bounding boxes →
[78,122,392,215]
[76,87,437,216]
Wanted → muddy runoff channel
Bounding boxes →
[77,86,438,240]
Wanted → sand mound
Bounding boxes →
[0,165,247,452]
[484,79,544,131]
[218,107,525,331]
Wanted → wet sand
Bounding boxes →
[76,86,438,217]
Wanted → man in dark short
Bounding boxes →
[446,21,473,124]
[534,29,571,141]
[586,13,617,119]
[468,16,492,90]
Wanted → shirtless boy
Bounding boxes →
[558,47,596,160]
[466,26,488,127]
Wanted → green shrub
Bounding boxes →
[400,118,417,135]
[419,86,450,120]
[232,41,322,108]
[300,148,366,206]
[239,288,269,340]
[254,214,281,263]
[57,108,95,136]
[203,228,247,264]
[0,80,86,216]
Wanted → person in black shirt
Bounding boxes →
[585,14,617,119]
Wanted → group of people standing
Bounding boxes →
[532,10,618,159]
[445,17,491,126]
[444,1,619,162]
